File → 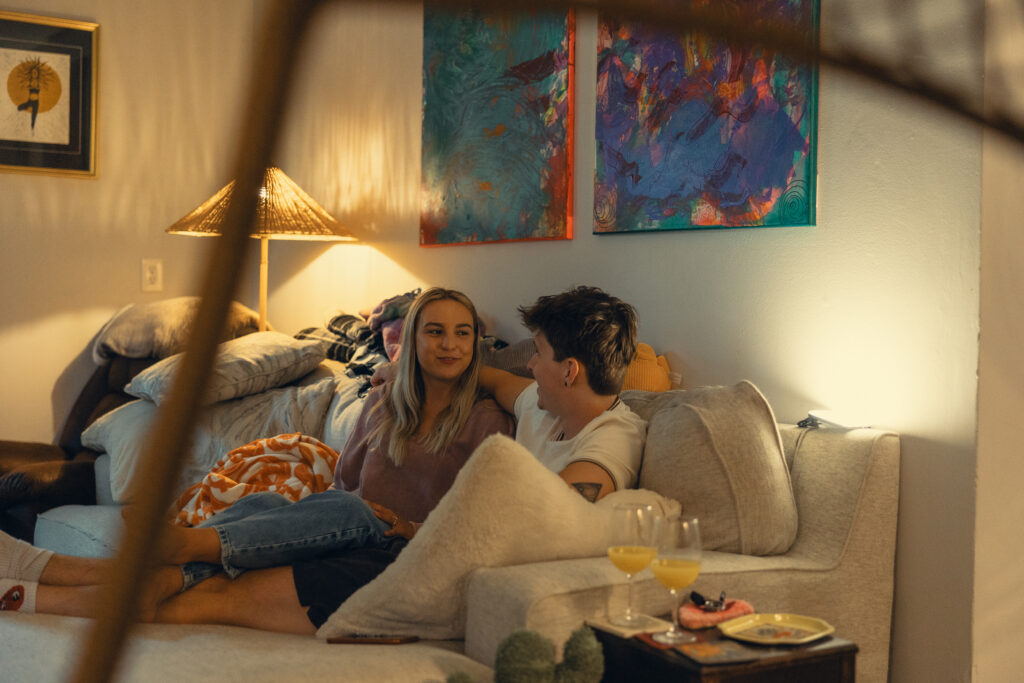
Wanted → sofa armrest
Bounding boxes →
[1,440,97,513]
[779,425,901,568]
[464,557,619,666]
[0,440,69,474]
[0,458,97,509]
[1,454,98,542]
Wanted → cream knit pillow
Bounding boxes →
[317,434,676,640]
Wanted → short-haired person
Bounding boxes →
[479,285,646,502]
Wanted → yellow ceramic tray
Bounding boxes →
[717,613,835,645]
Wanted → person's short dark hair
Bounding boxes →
[518,286,638,395]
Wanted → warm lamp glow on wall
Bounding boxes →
[167,167,356,330]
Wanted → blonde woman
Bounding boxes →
[1,288,513,632]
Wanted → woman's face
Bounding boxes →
[414,298,476,385]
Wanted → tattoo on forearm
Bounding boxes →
[571,482,602,503]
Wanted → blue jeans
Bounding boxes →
[180,489,392,589]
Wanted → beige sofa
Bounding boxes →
[466,422,900,683]
[1,404,899,683]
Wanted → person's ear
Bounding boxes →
[564,358,580,387]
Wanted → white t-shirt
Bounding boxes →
[513,383,647,490]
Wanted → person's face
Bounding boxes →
[527,331,567,411]
[415,298,476,385]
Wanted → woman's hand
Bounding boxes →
[364,500,419,539]
[370,362,397,387]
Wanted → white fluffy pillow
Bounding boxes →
[81,377,338,503]
[317,434,676,640]
[624,380,798,555]
[125,331,325,406]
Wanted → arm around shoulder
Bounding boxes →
[478,366,533,415]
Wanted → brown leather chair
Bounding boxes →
[0,356,156,541]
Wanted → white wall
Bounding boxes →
[0,0,256,440]
[273,4,983,682]
[0,1,1002,681]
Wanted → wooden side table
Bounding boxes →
[593,625,857,683]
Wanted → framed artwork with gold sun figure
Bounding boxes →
[0,11,97,177]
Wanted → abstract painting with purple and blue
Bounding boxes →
[595,0,818,233]
[421,9,575,246]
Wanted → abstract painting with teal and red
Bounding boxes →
[421,9,574,246]
[595,0,818,233]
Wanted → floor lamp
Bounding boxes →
[166,167,356,330]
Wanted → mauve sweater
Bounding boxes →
[333,386,515,523]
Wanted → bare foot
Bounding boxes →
[122,506,217,565]
[136,566,185,622]
[153,523,195,565]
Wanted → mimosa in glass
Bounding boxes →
[607,503,658,627]
[651,515,701,645]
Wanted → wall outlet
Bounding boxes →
[141,258,164,292]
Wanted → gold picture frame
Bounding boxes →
[0,10,98,177]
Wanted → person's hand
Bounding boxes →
[364,500,419,539]
[370,362,397,387]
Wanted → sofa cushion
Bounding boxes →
[317,433,677,640]
[622,381,798,555]
[479,338,534,377]
[125,331,325,406]
[0,613,493,682]
[34,505,124,558]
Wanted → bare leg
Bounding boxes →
[37,554,115,586]
[33,584,107,618]
[154,566,314,635]
[32,566,183,620]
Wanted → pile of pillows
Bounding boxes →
[81,331,346,503]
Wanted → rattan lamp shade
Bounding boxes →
[166,167,356,241]
[167,167,356,329]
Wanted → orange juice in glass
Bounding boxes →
[651,516,701,645]
[607,504,658,627]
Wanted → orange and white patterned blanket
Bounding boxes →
[173,433,340,526]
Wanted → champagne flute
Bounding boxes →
[607,503,658,628]
[651,515,701,645]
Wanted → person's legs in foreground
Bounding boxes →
[2,529,182,617]
[154,539,408,635]
[163,490,391,584]
[154,566,316,634]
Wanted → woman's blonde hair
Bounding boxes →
[369,287,483,465]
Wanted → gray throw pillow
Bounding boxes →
[125,331,325,406]
[480,338,534,377]
[92,296,259,364]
